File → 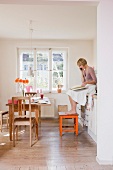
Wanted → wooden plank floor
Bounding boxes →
[0,119,113,170]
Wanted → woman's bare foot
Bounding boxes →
[65,109,76,114]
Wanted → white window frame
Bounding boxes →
[17,47,68,93]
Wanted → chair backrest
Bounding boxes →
[25,92,37,97]
[58,105,68,112]
[12,96,31,120]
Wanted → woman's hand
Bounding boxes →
[82,80,96,86]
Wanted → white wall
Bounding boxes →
[97,0,113,165]
[0,39,94,114]
[93,37,97,70]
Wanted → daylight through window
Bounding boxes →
[18,48,68,92]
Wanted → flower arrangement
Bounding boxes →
[15,78,29,96]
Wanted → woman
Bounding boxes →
[66,58,97,114]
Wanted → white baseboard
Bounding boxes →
[96,156,113,165]
[88,129,97,143]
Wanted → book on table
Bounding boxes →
[38,100,48,104]
[70,85,87,91]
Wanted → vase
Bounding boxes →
[57,85,63,93]
[57,88,61,93]
[26,86,33,92]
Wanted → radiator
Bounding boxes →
[41,98,55,117]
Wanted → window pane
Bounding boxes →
[20,52,34,72]
[52,51,66,71]
[20,70,28,79]
[19,51,34,87]
[52,50,66,90]
[36,71,49,90]
[52,71,63,89]
[36,51,49,90]
[18,48,67,92]
[36,51,49,71]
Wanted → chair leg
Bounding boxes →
[36,122,38,140]
[16,126,18,140]
[6,115,9,129]
[0,114,2,132]
[30,126,32,147]
[13,125,15,147]
[39,106,41,124]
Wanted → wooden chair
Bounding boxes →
[12,96,38,147]
[58,105,68,112]
[58,105,78,136]
[25,92,42,124]
[0,111,9,132]
[25,92,37,116]
[25,92,37,97]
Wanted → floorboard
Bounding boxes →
[0,119,113,170]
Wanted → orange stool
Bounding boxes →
[59,112,78,136]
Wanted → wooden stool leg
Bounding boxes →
[76,117,78,135]
[59,116,62,137]
[74,118,76,134]
[74,117,78,136]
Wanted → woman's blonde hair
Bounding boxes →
[77,58,87,66]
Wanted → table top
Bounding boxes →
[31,97,51,105]
[6,97,51,106]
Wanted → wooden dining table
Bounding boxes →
[6,97,51,141]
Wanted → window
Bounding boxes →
[18,48,68,92]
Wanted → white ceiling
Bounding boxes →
[0,3,97,40]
